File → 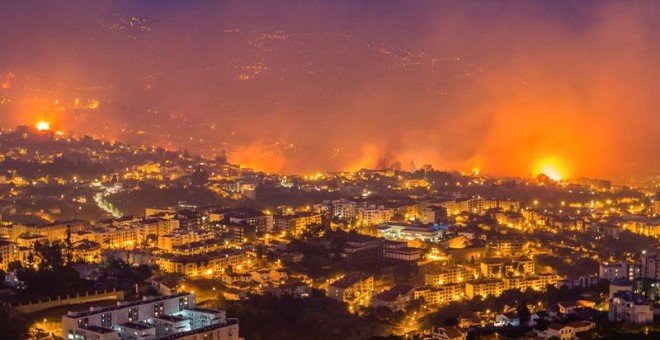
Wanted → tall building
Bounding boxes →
[0,239,17,270]
[641,253,660,280]
[599,263,641,282]
[332,199,357,219]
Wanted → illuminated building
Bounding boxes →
[273,211,322,235]
[331,199,357,219]
[599,263,641,282]
[619,217,660,238]
[357,205,394,226]
[419,207,447,224]
[608,291,653,324]
[486,236,526,256]
[328,272,374,303]
[158,230,214,252]
[0,240,17,271]
[376,222,445,242]
[510,257,535,276]
[61,293,239,340]
[250,268,288,285]
[341,234,383,265]
[175,209,202,230]
[134,218,180,242]
[503,274,558,291]
[220,273,252,286]
[370,284,414,312]
[16,234,48,248]
[545,323,575,340]
[446,246,487,263]
[495,211,524,228]
[8,220,87,243]
[99,216,142,228]
[414,284,463,305]
[170,239,224,255]
[71,231,96,243]
[339,235,420,264]
[90,227,137,249]
[71,240,102,263]
[425,265,471,286]
[440,198,519,216]
[521,209,545,226]
[480,258,505,278]
[381,240,422,262]
[156,250,247,276]
[224,221,257,243]
[261,281,311,299]
[94,215,181,248]
[465,280,504,299]
[212,208,274,234]
[431,326,467,340]
[641,252,660,280]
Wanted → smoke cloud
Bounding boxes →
[0,1,658,179]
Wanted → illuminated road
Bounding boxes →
[93,183,123,218]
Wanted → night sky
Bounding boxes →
[1,1,658,178]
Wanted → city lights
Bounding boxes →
[1,2,657,339]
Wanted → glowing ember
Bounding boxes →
[35,121,51,131]
[540,165,562,181]
[535,158,565,181]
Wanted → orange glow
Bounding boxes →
[534,157,567,181]
[35,121,51,131]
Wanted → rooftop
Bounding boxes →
[156,319,238,340]
[372,284,414,302]
[122,322,153,330]
[547,323,567,330]
[185,307,223,315]
[65,293,193,318]
[154,314,188,322]
[436,326,465,338]
[85,325,117,334]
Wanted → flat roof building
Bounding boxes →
[62,293,239,340]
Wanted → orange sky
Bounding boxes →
[1,1,658,179]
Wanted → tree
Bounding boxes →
[517,300,531,327]
[534,318,549,331]
[301,223,329,240]
[65,225,73,264]
[191,165,209,187]
[0,309,29,339]
[34,241,64,271]
[443,316,459,326]
[8,260,22,271]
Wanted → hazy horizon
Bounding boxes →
[1,1,658,179]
